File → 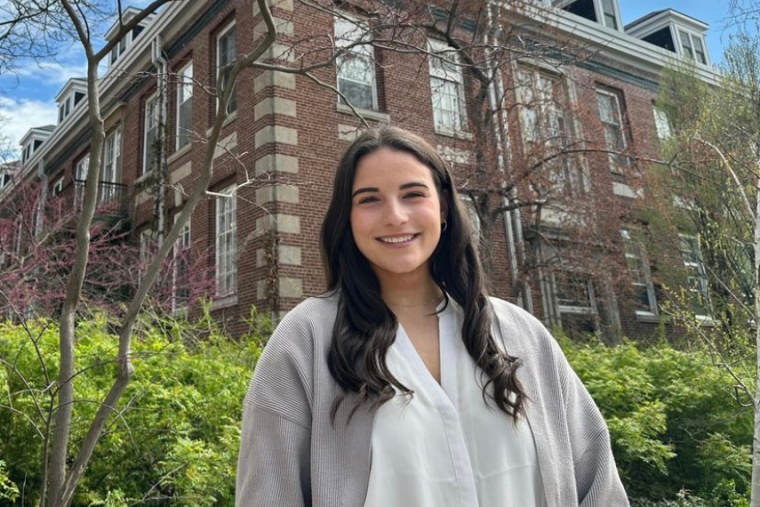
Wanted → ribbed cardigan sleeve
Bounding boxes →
[236,307,316,507]
[545,327,630,507]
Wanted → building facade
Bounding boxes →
[0,0,721,339]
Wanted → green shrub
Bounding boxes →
[561,335,752,504]
[0,312,263,506]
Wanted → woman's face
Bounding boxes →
[349,148,446,285]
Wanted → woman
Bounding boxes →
[236,126,629,507]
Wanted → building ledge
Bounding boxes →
[211,293,238,310]
[336,103,390,123]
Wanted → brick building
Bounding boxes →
[0,0,721,339]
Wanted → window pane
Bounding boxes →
[693,36,707,64]
[218,28,236,114]
[680,30,694,58]
[338,77,374,110]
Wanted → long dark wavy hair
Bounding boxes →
[320,126,526,423]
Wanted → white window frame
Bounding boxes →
[599,0,620,30]
[172,213,192,312]
[678,29,708,65]
[653,106,672,140]
[101,129,122,205]
[52,176,64,196]
[215,184,237,297]
[679,234,711,319]
[428,39,466,134]
[58,96,71,123]
[75,155,89,209]
[143,94,159,175]
[335,14,378,111]
[596,87,628,173]
[620,229,658,317]
[176,61,194,151]
[216,23,237,115]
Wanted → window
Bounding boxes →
[600,0,618,29]
[335,15,377,111]
[75,155,89,209]
[143,94,159,174]
[621,229,657,316]
[58,97,71,123]
[176,62,193,150]
[516,68,587,196]
[653,106,672,140]
[679,30,707,65]
[173,213,191,311]
[102,129,121,205]
[52,177,64,196]
[217,24,237,115]
[0,172,12,190]
[679,234,711,317]
[215,185,237,297]
[596,88,628,173]
[555,273,598,335]
[428,39,466,133]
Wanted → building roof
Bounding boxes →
[625,8,709,32]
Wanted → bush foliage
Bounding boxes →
[562,335,752,506]
[0,313,753,505]
[0,310,264,506]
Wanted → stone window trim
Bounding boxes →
[176,60,194,151]
[620,228,658,318]
[215,183,238,298]
[334,12,379,112]
[428,38,467,135]
[142,93,160,176]
[216,21,237,116]
[595,86,629,175]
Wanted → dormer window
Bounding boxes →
[557,0,622,31]
[20,126,53,166]
[678,30,707,64]
[626,10,710,67]
[58,97,71,122]
[55,78,87,126]
[105,7,154,67]
[600,0,618,29]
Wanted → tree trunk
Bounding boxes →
[751,175,760,507]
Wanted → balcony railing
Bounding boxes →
[57,179,128,219]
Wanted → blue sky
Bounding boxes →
[0,0,747,155]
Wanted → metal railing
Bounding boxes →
[59,179,128,218]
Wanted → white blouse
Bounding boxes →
[363,300,547,507]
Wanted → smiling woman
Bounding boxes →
[235,126,629,507]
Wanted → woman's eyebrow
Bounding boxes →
[352,181,429,198]
[352,187,378,198]
[399,182,429,190]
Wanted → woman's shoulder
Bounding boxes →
[266,292,340,352]
[487,296,561,355]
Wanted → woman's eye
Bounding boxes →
[404,192,424,199]
[358,196,379,204]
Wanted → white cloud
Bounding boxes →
[0,97,58,152]
[15,59,88,87]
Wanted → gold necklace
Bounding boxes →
[384,293,444,307]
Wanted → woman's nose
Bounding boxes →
[382,199,408,226]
